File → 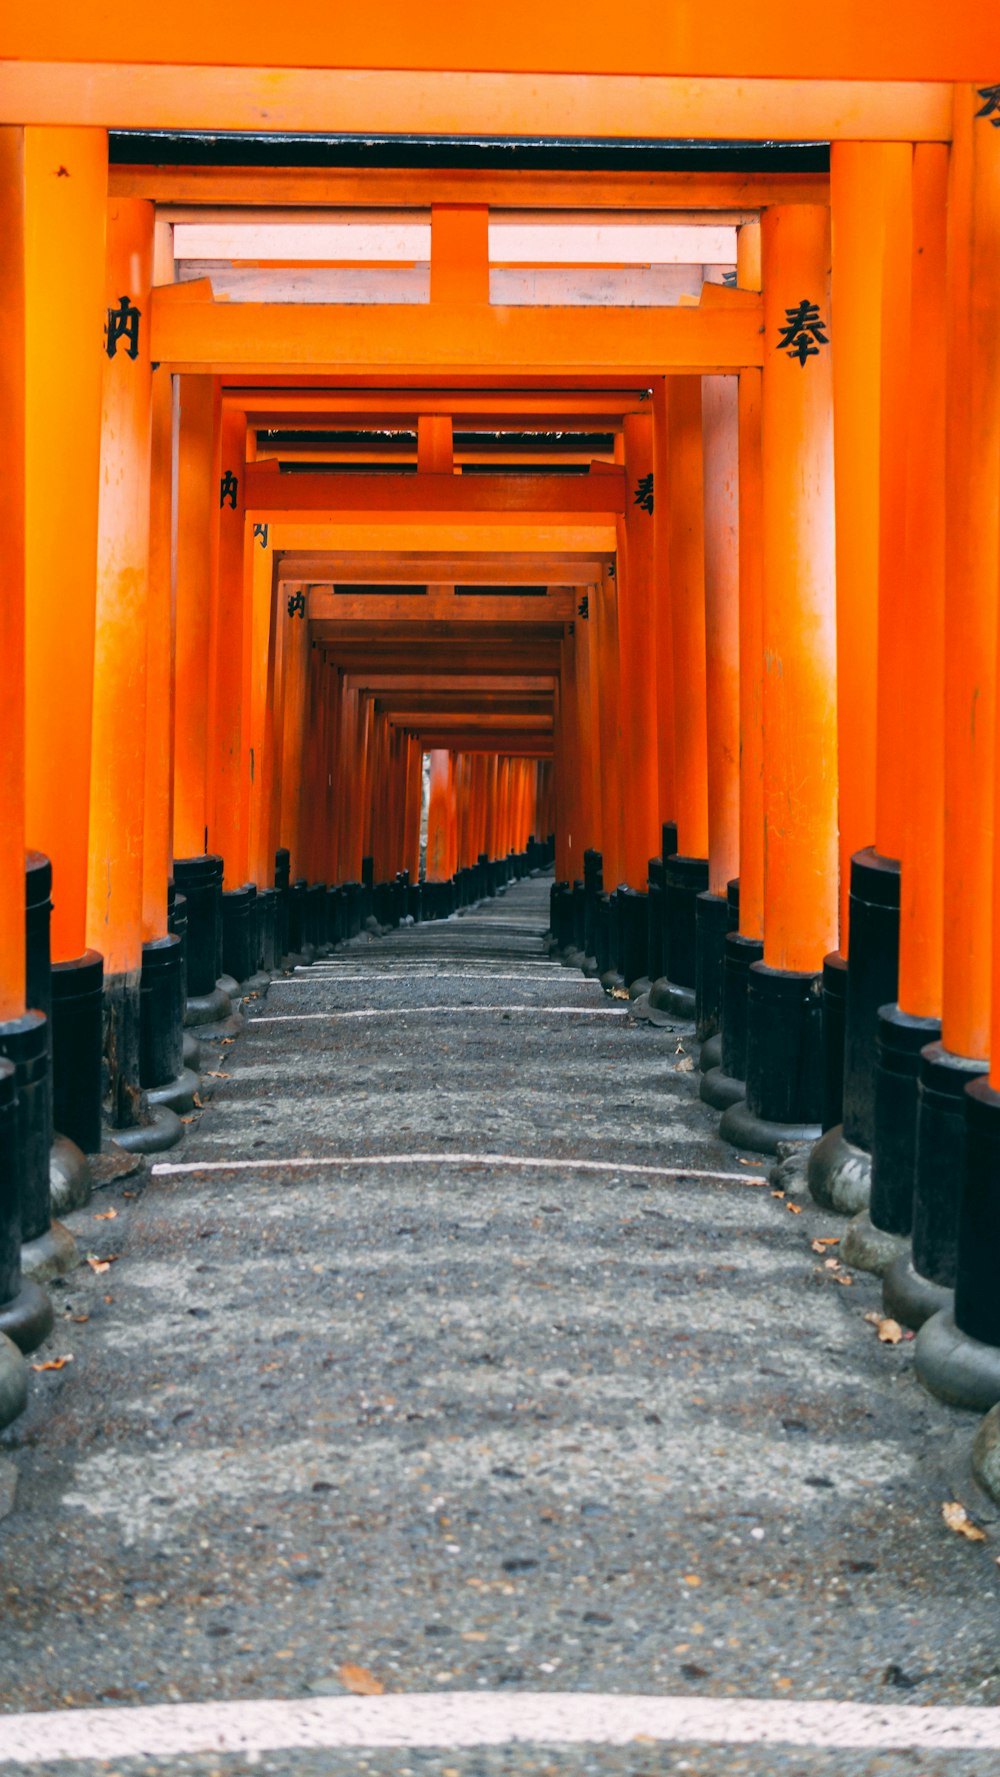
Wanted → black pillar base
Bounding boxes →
[657,854,708,1018]
[51,950,104,1157]
[694,890,732,1044]
[173,855,223,998]
[700,930,763,1107]
[821,951,848,1132]
[184,984,242,1042]
[841,848,901,1151]
[844,1004,942,1276]
[882,1250,952,1332]
[915,1075,1000,1411]
[102,969,145,1132]
[622,890,649,994]
[140,936,185,1090]
[719,962,823,1156]
[699,1034,722,1072]
[646,978,695,1022]
[909,1042,987,1306]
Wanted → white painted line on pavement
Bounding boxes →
[1,1692,998,1763]
[250,1006,628,1023]
[151,1151,764,1184]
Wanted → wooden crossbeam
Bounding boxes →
[306,588,576,622]
[247,464,625,516]
[152,292,763,376]
[277,552,606,585]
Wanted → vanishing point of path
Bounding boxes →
[0,875,998,1775]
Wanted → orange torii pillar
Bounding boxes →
[617,414,660,886]
[24,127,108,1182]
[702,222,766,1112]
[592,567,625,888]
[813,141,885,1142]
[811,144,912,1223]
[695,373,740,1049]
[426,750,455,884]
[0,128,48,1396]
[721,205,837,1154]
[649,377,709,1019]
[208,406,260,987]
[87,195,186,1154]
[916,89,1000,1414]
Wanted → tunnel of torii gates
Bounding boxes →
[2,5,1000,1451]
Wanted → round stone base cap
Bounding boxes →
[0,1333,26,1430]
[882,1251,953,1333]
[699,1066,745,1112]
[972,1405,1000,1507]
[699,1033,722,1073]
[146,1068,200,1115]
[49,1135,92,1217]
[719,1096,821,1157]
[20,1220,78,1285]
[842,1209,909,1279]
[648,978,696,1021]
[915,1308,1000,1413]
[184,986,232,1029]
[0,1278,54,1355]
[109,1104,184,1155]
[807,1123,872,1215]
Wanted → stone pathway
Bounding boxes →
[1,875,998,1775]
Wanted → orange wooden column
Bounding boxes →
[665,377,709,862]
[0,130,27,1021]
[617,413,660,884]
[172,376,217,859]
[593,566,625,884]
[701,375,740,897]
[277,591,310,880]
[248,538,279,888]
[24,127,108,965]
[721,204,836,1153]
[207,404,251,885]
[941,91,999,1068]
[829,144,885,955]
[86,195,154,1124]
[736,220,765,946]
[651,379,677,836]
[426,750,453,882]
[142,266,175,946]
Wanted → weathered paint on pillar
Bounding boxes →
[24,126,108,961]
[760,204,838,973]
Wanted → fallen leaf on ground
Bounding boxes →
[30,1356,73,1372]
[876,1318,903,1344]
[681,1573,701,1586]
[220,1038,235,1045]
[192,1093,204,1108]
[771,1190,785,1200]
[86,1255,118,1275]
[338,1663,385,1696]
[204,1071,230,1080]
[812,1237,840,1252]
[70,1315,89,1324]
[833,1273,854,1286]
[786,1202,803,1215]
[675,1057,694,1073]
[93,1209,117,1222]
[942,1501,987,1542]
[824,1257,840,1269]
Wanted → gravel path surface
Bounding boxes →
[1,874,997,1773]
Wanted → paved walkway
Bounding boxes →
[1,875,998,1775]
